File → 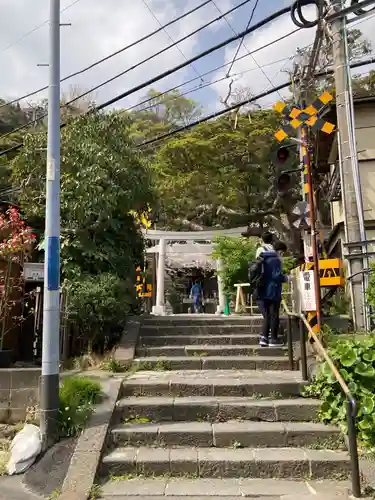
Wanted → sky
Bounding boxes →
[1,0,375,116]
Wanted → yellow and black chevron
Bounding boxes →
[274,92,335,142]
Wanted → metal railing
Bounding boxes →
[281,298,361,498]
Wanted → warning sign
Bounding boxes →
[301,259,344,287]
[299,270,317,312]
[318,259,344,287]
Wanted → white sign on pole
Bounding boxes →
[24,263,44,282]
[299,270,316,311]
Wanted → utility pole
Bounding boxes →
[40,0,61,448]
[302,126,321,332]
[330,0,366,330]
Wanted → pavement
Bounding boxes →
[0,475,41,500]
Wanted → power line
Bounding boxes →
[94,5,291,110]
[1,0,82,54]
[210,0,285,101]
[1,55,374,159]
[140,0,204,83]
[138,81,291,148]
[0,0,214,109]
[1,4,292,141]
[124,29,300,114]
[226,0,260,77]
[136,56,375,148]
[129,55,294,115]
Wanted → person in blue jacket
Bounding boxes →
[256,242,287,347]
[190,280,202,313]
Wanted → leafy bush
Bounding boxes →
[281,255,297,274]
[304,336,375,450]
[211,237,257,292]
[65,273,136,351]
[58,376,101,437]
[212,236,295,293]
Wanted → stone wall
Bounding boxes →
[0,368,40,423]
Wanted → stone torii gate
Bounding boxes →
[144,227,248,316]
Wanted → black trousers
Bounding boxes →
[261,299,281,340]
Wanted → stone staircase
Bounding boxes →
[98,316,354,499]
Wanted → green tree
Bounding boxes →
[11,111,154,279]
[128,88,202,146]
[352,70,375,98]
[151,109,302,253]
[211,236,257,292]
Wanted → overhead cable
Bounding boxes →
[226,0,260,77]
[124,30,300,114]
[136,56,375,148]
[94,5,291,110]
[1,54,375,159]
[140,0,205,83]
[1,0,83,54]
[130,55,293,115]
[0,0,214,109]
[290,0,326,29]
[210,0,284,100]
[1,4,292,140]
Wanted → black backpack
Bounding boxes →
[248,256,265,295]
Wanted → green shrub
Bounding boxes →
[65,273,136,350]
[101,356,125,373]
[304,336,375,450]
[58,376,101,437]
[211,236,257,292]
[281,255,297,274]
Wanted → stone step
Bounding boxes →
[110,421,341,448]
[136,345,287,357]
[133,356,291,371]
[99,477,354,499]
[121,370,307,398]
[116,396,320,422]
[140,324,262,335]
[139,334,260,346]
[141,316,263,327]
[101,446,351,479]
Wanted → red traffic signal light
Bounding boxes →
[276,147,290,164]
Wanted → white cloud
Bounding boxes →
[0,0,236,109]
[0,0,374,115]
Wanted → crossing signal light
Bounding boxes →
[276,147,290,164]
[277,172,291,193]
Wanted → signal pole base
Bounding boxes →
[40,373,60,450]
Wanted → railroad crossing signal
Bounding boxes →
[274,91,336,142]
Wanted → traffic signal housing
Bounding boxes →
[272,142,297,194]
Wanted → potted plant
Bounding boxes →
[0,207,36,367]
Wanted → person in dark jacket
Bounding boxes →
[190,280,202,313]
[256,242,287,347]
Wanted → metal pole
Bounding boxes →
[346,399,361,497]
[40,0,61,449]
[330,0,365,330]
[302,126,321,333]
[343,20,370,331]
[299,318,308,381]
[287,316,294,371]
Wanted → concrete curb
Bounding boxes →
[59,377,122,500]
[114,317,141,368]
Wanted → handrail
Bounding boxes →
[281,298,361,498]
